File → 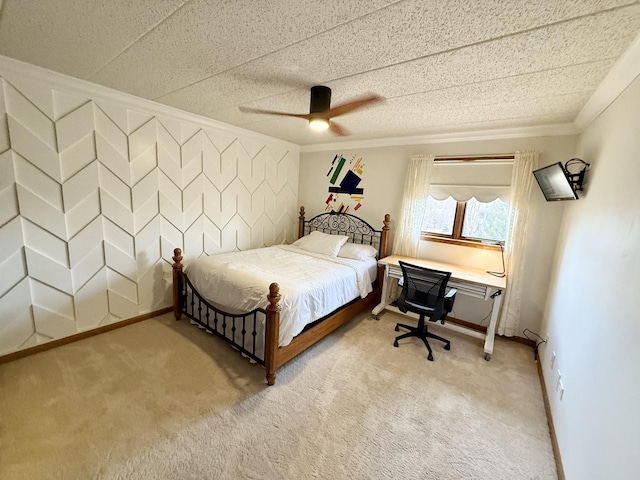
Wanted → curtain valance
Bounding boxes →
[428,161,513,202]
[429,185,510,202]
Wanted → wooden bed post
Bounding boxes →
[380,214,391,258]
[376,215,391,289]
[172,248,183,321]
[265,282,281,386]
[298,206,305,239]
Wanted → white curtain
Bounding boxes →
[497,150,538,336]
[392,154,434,257]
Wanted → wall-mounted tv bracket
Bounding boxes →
[564,158,590,192]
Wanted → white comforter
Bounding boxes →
[184,245,374,347]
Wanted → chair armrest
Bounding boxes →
[441,288,457,323]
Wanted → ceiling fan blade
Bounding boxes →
[238,106,311,120]
[239,87,382,137]
[324,94,384,118]
[329,121,348,136]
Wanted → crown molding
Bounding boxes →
[299,123,580,153]
[574,32,640,130]
[0,55,300,152]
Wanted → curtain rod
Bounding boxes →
[434,154,515,162]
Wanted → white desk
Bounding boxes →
[372,255,507,360]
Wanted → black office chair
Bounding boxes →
[393,261,457,361]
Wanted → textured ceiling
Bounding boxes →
[0,0,639,146]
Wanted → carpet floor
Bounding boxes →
[0,312,557,479]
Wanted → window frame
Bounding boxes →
[421,199,503,251]
[420,155,513,251]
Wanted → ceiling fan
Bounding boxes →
[238,86,383,136]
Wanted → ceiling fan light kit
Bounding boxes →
[309,117,330,131]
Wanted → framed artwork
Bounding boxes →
[325,154,365,213]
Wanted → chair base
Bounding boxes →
[393,317,451,361]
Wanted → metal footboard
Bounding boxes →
[179,272,267,366]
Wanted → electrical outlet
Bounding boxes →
[556,370,562,391]
[550,351,556,370]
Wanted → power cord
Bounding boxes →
[478,308,492,325]
[522,328,546,361]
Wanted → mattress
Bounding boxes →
[184,245,376,347]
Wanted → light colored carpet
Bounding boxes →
[0,312,557,479]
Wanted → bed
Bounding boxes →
[171,207,390,385]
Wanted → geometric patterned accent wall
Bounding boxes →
[0,68,299,356]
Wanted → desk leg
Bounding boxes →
[372,264,391,319]
[483,289,503,360]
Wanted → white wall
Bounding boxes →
[300,135,577,337]
[539,75,640,479]
[0,57,300,356]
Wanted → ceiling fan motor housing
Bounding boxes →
[310,86,332,114]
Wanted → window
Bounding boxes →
[422,196,509,245]
[422,196,456,235]
[420,155,514,247]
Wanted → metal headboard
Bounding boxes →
[302,211,384,257]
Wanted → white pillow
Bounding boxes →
[291,236,308,247]
[338,242,378,260]
[296,231,348,257]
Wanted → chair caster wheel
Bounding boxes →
[485,353,491,361]
[444,344,451,350]
[394,325,399,332]
[393,341,399,348]
[373,315,378,320]
[427,353,434,361]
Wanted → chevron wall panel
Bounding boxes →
[0,81,8,153]
[0,63,299,356]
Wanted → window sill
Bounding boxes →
[420,235,501,251]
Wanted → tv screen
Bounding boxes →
[533,162,578,201]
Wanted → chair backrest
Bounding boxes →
[397,261,452,320]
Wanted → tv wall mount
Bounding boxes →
[564,158,590,192]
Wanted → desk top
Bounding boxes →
[378,255,506,290]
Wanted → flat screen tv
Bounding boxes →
[533,162,578,201]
